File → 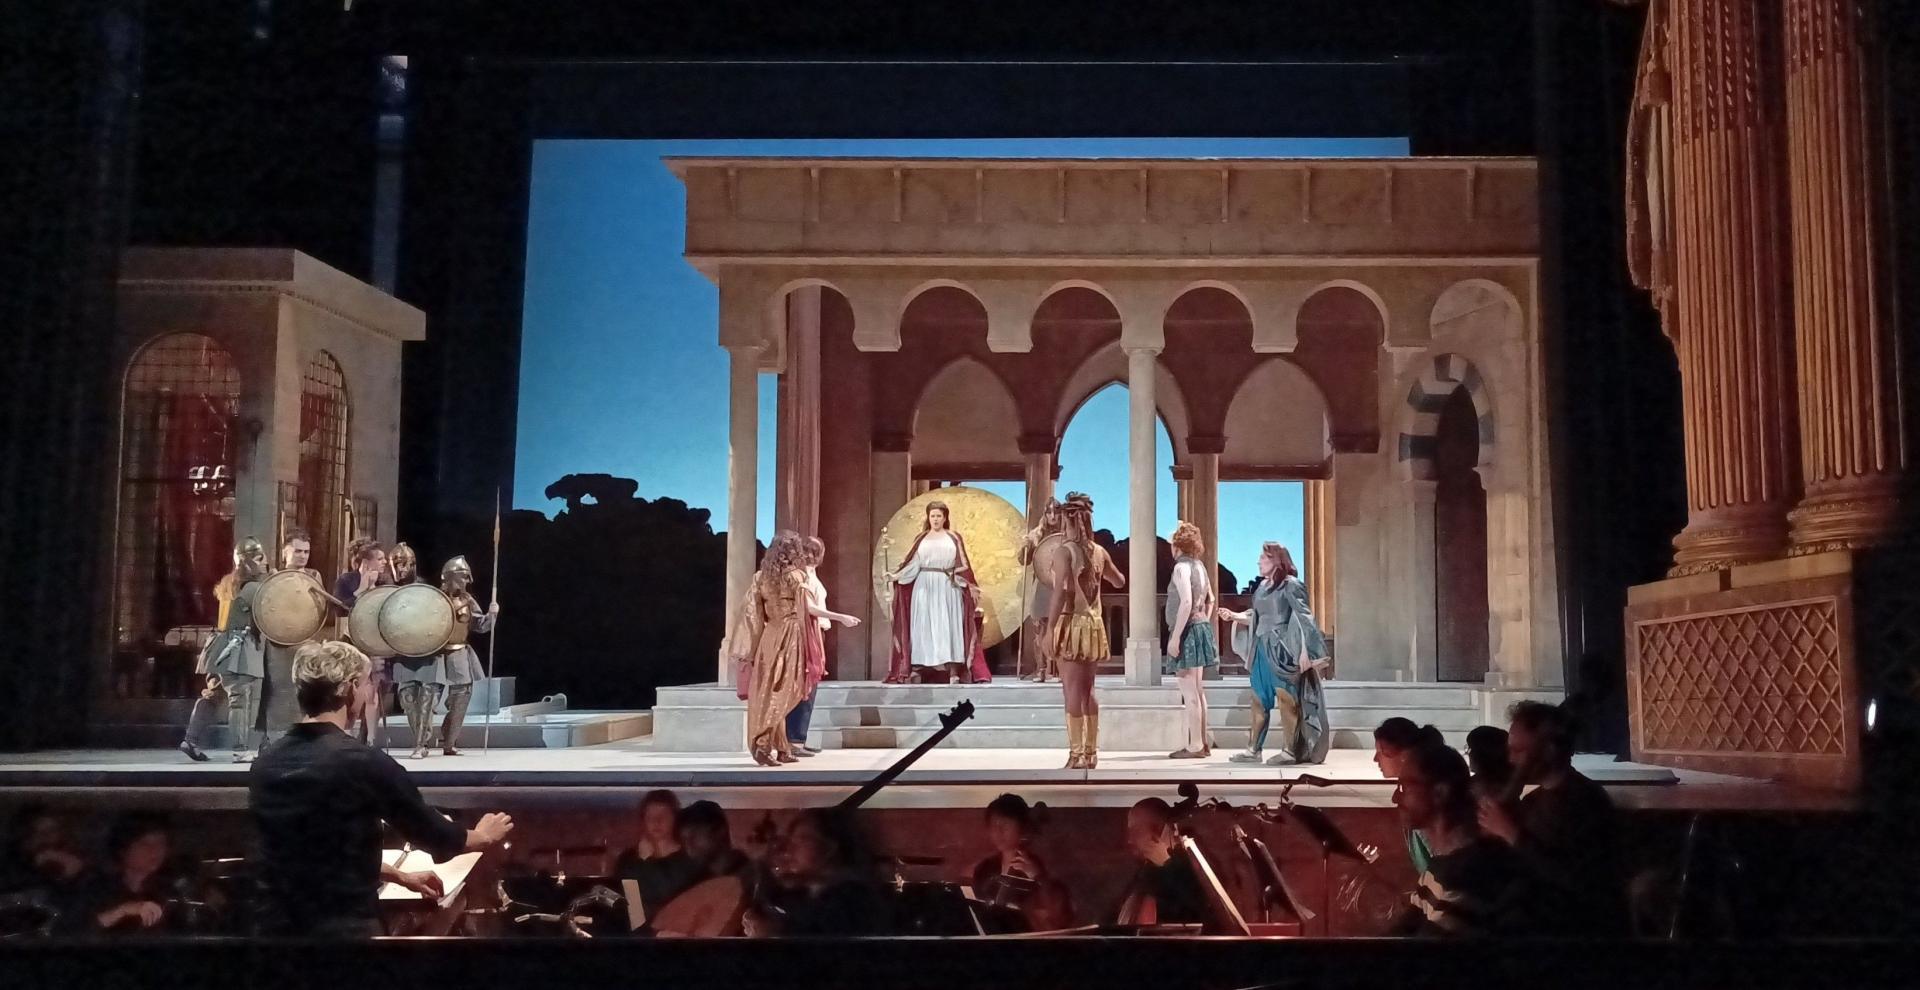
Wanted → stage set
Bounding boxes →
[10,0,1920,964]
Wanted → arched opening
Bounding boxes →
[1058,382,1177,661]
[910,356,1023,506]
[1433,387,1489,682]
[113,333,242,699]
[291,352,351,579]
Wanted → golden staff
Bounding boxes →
[482,488,503,754]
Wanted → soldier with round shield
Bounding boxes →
[179,537,271,763]
[430,556,497,756]
[257,530,333,740]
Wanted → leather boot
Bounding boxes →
[440,686,473,756]
[1085,712,1100,770]
[1065,715,1085,769]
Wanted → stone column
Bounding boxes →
[1407,479,1439,681]
[721,343,761,684]
[1188,441,1223,680]
[1125,345,1161,685]
[1304,476,1337,638]
[1782,0,1909,551]
[869,433,913,680]
[1663,0,1800,574]
[1019,434,1055,676]
[775,286,822,536]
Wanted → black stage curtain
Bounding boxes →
[0,0,144,749]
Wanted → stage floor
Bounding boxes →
[0,742,1848,813]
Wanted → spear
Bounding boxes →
[482,488,502,754]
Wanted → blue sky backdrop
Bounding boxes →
[518,137,1407,588]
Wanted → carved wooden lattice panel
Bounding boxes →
[1634,598,1846,756]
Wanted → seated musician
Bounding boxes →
[969,793,1073,930]
[613,789,705,921]
[679,800,751,880]
[1117,798,1206,926]
[1,805,85,897]
[644,801,754,938]
[64,812,196,934]
[1391,740,1527,937]
[745,810,888,937]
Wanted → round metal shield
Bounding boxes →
[377,583,455,658]
[1023,530,1086,618]
[347,585,399,656]
[255,569,330,646]
[871,486,1028,648]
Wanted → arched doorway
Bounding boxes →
[1433,387,1489,682]
[113,333,242,699]
[291,352,351,579]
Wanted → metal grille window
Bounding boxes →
[113,333,241,698]
[297,352,351,579]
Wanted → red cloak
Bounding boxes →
[885,528,992,683]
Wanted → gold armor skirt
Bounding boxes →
[1051,606,1109,665]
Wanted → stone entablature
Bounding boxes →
[669,157,1537,266]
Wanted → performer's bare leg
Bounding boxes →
[1171,668,1207,758]
[946,661,967,684]
[1059,661,1095,769]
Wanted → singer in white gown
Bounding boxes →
[895,529,967,668]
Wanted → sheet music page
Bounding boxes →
[378,849,483,908]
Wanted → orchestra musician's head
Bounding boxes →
[105,811,173,885]
[292,640,373,720]
[678,800,734,866]
[1506,700,1577,784]
[984,793,1035,855]
[922,500,951,533]
[778,809,868,887]
[1125,798,1178,867]
[636,789,683,856]
[1393,739,1476,836]
[280,529,313,572]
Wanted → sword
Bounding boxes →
[483,488,502,754]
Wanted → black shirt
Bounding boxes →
[779,877,890,936]
[248,722,467,934]
[1395,836,1527,937]
[1126,855,1206,925]
[612,849,704,918]
[1514,769,1626,935]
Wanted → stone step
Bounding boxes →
[806,700,1485,731]
[657,681,1484,709]
[807,723,1471,751]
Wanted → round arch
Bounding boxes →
[1395,352,1494,481]
[909,356,1021,469]
[296,350,352,577]
[113,332,243,666]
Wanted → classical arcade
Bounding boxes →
[660,156,1566,749]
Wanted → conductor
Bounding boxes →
[249,641,514,936]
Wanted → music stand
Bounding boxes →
[1178,836,1252,937]
[1233,825,1314,927]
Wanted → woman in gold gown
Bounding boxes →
[727,531,860,766]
